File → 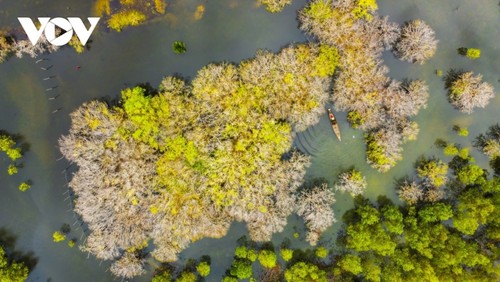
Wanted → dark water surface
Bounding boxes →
[0,0,498,281]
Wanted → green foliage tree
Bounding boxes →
[314,247,328,258]
[280,248,293,262]
[465,48,481,59]
[152,270,172,282]
[416,158,448,187]
[0,247,28,282]
[443,143,459,156]
[258,250,277,268]
[18,182,30,192]
[453,125,469,137]
[196,261,210,277]
[0,134,22,161]
[108,10,146,32]
[175,272,196,282]
[229,259,252,280]
[338,254,363,275]
[7,164,18,175]
[284,262,327,282]
[53,231,66,242]
[456,164,486,186]
[172,41,187,54]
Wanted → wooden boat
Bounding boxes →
[327,108,341,141]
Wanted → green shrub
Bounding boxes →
[443,144,459,156]
[196,261,210,277]
[53,231,66,242]
[7,164,18,175]
[315,247,328,258]
[453,125,469,137]
[172,41,187,54]
[108,10,146,32]
[465,48,481,59]
[280,248,293,262]
[18,182,30,192]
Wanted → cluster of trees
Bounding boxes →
[60,43,340,278]
[0,132,30,192]
[0,247,28,282]
[150,255,214,281]
[446,71,495,114]
[299,0,432,172]
[0,31,59,63]
[94,0,166,32]
[148,144,500,280]
[217,237,331,282]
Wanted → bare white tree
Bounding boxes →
[335,169,367,196]
[393,19,438,64]
[296,183,336,246]
[397,180,423,205]
[447,72,495,114]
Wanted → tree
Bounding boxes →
[108,10,146,32]
[393,19,438,64]
[447,71,495,114]
[152,270,172,282]
[175,272,196,282]
[196,261,210,277]
[443,143,459,156]
[52,231,65,242]
[172,41,186,54]
[258,250,277,268]
[335,168,368,196]
[18,182,30,192]
[474,124,500,159]
[109,252,145,279]
[314,247,328,258]
[456,164,486,186]
[0,31,14,63]
[416,158,448,187]
[296,183,336,246]
[0,247,28,282]
[453,125,469,137]
[259,0,292,13]
[280,248,293,262]
[397,180,423,205]
[338,254,363,275]
[463,48,481,59]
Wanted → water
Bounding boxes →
[0,0,498,281]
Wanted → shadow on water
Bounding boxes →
[0,227,38,271]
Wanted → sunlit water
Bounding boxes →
[0,0,498,281]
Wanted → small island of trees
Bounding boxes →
[60,43,341,278]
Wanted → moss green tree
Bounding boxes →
[0,247,28,282]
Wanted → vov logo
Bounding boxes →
[18,17,100,46]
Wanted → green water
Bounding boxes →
[0,0,498,281]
